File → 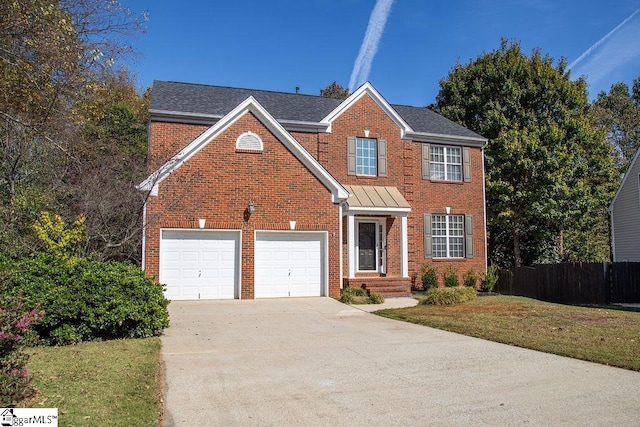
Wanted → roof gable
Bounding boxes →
[610,148,640,212]
[139,96,349,202]
[320,82,412,138]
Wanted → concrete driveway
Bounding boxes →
[161,298,640,426]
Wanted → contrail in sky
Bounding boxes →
[568,8,640,71]
[348,0,395,92]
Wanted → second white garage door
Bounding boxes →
[255,232,325,298]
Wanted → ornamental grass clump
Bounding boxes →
[420,286,477,306]
[339,287,385,304]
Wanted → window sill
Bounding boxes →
[431,257,466,261]
[427,179,464,185]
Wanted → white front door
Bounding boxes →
[255,232,325,298]
[356,219,386,273]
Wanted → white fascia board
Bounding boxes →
[406,131,488,147]
[609,148,640,212]
[140,96,349,203]
[276,119,330,133]
[320,82,413,138]
[150,110,330,133]
[343,206,411,216]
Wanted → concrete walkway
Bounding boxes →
[161,297,640,426]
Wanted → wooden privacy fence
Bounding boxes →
[494,262,640,305]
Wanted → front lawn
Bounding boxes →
[20,338,163,426]
[377,295,640,371]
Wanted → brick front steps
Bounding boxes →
[343,277,412,298]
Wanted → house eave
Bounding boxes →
[343,206,411,216]
[406,131,487,147]
[150,109,329,133]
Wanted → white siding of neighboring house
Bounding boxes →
[611,150,640,262]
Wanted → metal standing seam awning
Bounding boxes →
[342,185,411,214]
[342,185,411,278]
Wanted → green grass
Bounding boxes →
[377,295,640,371]
[19,338,163,426]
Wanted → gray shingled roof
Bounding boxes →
[150,80,485,140]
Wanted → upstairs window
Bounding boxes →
[430,146,462,181]
[356,137,377,176]
[347,137,387,177]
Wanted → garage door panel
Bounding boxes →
[255,232,324,298]
[160,230,239,300]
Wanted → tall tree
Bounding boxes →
[436,40,618,267]
[591,78,640,173]
[0,0,146,258]
[69,68,150,262]
[320,81,350,99]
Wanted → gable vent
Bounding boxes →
[236,131,263,151]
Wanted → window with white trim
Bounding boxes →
[356,137,377,176]
[432,214,464,258]
[430,145,462,181]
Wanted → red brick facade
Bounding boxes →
[143,86,487,298]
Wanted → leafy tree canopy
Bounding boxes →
[591,79,640,173]
[436,39,618,267]
[0,0,148,261]
[320,81,350,99]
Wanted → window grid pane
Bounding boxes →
[431,214,465,258]
[430,146,463,181]
[356,138,377,176]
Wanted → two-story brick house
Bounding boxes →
[139,81,487,299]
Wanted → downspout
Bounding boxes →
[141,202,147,271]
[339,202,343,290]
[482,145,488,273]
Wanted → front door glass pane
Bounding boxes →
[358,222,376,270]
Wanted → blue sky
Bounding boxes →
[123,0,640,106]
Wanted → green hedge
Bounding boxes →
[420,286,477,306]
[0,256,169,345]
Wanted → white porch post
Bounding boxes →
[400,215,409,278]
[347,213,356,278]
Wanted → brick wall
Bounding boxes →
[145,91,487,298]
[145,112,341,298]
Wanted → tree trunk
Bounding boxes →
[513,229,522,267]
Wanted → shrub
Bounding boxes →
[32,211,87,259]
[419,262,438,290]
[481,265,499,293]
[0,286,43,406]
[0,255,169,346]
[463,268,479,288]
[420,286,477,306]
[339,287,385,304]
[368,293,385,304]
[443,266,459,287]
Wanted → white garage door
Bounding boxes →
[255,232,324,298]
[160,230,239,300]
